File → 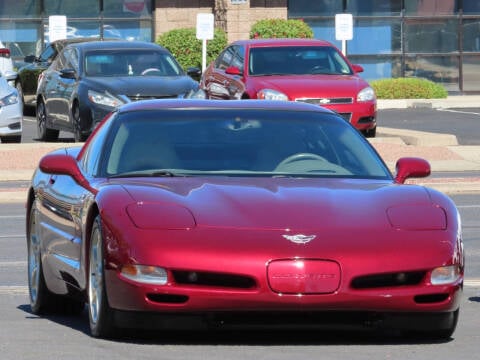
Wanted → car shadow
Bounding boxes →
[17,303,455,346]
[469,296,480,302]
[33,137,75,143]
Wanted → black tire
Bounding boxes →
[0,135,21,143]
[362,126,377,138]
[404,310,459,341]
[27,204,85,315]
[72,103,88,142]
[425,310,459,340]
[88,216,116,338]
[37,100,59,142]
[27,204,55,314]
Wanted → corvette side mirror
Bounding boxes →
[39,153,97,194]
[394,157,431,184]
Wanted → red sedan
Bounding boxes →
[27,99,462,339]
[201,39,377,137]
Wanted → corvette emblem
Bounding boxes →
[319,98,330,104]
[282,234,316,244]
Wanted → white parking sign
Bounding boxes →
[196,13,214,40]
[335,14,353,41]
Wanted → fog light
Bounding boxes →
[121,265,168,285]
[430,265,461,285]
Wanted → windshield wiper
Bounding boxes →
[109,170,178,178]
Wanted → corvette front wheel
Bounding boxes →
[88,215,116,338]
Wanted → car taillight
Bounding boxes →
[0,48,10,58]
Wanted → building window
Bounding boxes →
[404,54,459,91]
[404,0,457,15]
[0,0,41,18]
[346,0,401,15]
[463,19,480,52]
[462,55,480,91]
[463,0,480,14]
[103,0,152,18]
[404,19,459,53]
[44,0,100,17]
[348,19,402,55]
[288,0,342,17]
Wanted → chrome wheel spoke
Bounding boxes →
[89,229,103,325]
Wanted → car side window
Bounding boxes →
[81,116,113,176]
[63,48,79,72]
[39,44,56,63]
[52,50,68,71]
[231,45,244,72]
[215,46,235,70]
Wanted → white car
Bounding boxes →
[0,73,22,143]
[0,41,18,87]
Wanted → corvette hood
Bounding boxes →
[119,177,442,231]
[86,75,197,97]
[252,75,369,98]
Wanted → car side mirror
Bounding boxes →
[352,64,364,73]
[225,66,242,76]
[39,153,96,194]
[394,157,431,184]
[24,54,36,63]
[187,66,202,81]
[60,68,77,79]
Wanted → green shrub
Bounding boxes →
[156,28,228,70]
[250,19,314,39]
[370,78,448,99]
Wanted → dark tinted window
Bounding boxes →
[249,46,352,76]
[84,49,183,77]
[215,46,236,70]
[103,108,390,179]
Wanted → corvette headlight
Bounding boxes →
[357,86,376,102]
[0,91,19,106]
[88,90,125,108]
[257,89,289,101]
[430,265,461,285]
[121,264,168,285]
[126,202,196,229]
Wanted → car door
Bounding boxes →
[203,45,245,99]
[42,53,68,126]
[35,151,91,290]
[55,47,80,129]
[20,43,57,102]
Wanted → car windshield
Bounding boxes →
[102,108,390,179]
[249,46,353,76]
[84,49,184,77]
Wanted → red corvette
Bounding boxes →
[200,39,377,137]
[27,99,463,339]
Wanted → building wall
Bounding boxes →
[154,0,287,42]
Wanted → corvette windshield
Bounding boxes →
[249,46,352,76]
[104,109,390,179]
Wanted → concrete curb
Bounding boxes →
[376,127,458,147]
[377,95,480,110]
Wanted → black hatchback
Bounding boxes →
[36,40,203,142]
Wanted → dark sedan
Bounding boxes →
[35,40,203,141]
